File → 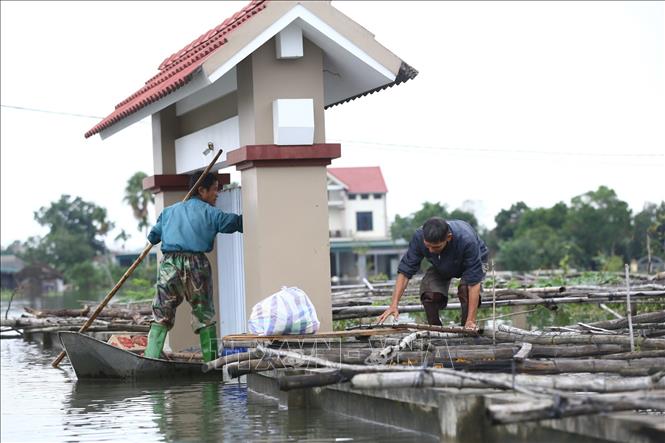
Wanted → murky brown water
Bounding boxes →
[1,300,611,442]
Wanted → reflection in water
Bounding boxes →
[0,324,428,443]
[63,378,429,442]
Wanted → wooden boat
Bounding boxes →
[58,331,219,380]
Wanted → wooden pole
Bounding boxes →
[625,264,635,352]
[351,371,665,392]
[51,145,224,368]
[599,303,623,320]
[647,233,652,274]
[488,391,665,424]
[492,260,496,345]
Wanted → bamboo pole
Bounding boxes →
[518,357,665,374]
[488,390,665,424]
[572,310,665,330]
[625,264,635,352]
[278,370,346,391]
[331,293,665,320]
[51,146,224,368]
[492,260,496,345]
[598,303,623,319]
[350,371,665,392]
[488,325,665,349]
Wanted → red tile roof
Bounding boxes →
[84,0,268,139]
[328,166,388,193]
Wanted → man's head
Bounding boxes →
[422,217,452,254]
[189,172,219,206]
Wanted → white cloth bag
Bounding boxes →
[247,286,320,335]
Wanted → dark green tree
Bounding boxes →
[390,202,477,243]
[631,202,665,259]
[518,202,568,233]
[565,186,631,268]
[493,202,530,242]
[497,225,579,271]
[21,195,114,272]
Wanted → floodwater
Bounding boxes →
[1,337,437,442]
[1,300,609,443]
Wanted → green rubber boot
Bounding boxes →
[144,323,168,359]
[198,324,219,363]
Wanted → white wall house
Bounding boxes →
[327,167,407,283]
[327,166,389,240]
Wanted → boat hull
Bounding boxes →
[58,331,218,380]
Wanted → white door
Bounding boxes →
[215,186,246,336]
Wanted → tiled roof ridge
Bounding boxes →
[329,166,381,171]
[159,0,266,71]
[328,166,388,193]
[114,0,267,111]
[85,0,268,138]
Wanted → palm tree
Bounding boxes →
[123,172,154,264]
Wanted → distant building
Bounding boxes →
[327,167,407,284]
[0,255,64,296]
[0,255,24,290]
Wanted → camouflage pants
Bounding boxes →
[152,252,215,333]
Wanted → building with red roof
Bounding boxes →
[327,166,407,283]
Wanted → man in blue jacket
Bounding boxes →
[144,172,243,362]
[377,217,488,330]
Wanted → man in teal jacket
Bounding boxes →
[144,172,243,362]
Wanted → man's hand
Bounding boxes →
[464,283,481,331]
[377,305,399,325]
[464,320,478,331]
[378,273,409,325]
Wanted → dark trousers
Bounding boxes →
[419,268,482,326]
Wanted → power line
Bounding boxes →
[1,104,104,120]
[2,105,661,159]
[329,139,664,158]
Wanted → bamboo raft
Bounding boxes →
[212,308,665,426]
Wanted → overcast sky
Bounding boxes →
[1,1,663,251]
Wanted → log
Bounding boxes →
[17,324,149,333]
[527,344,627,358]
[278,370,346,391]
[518,357,665,374]
[572,310,665,330]
[390,323,479,335]
[24,306,91,318]
[350,371,665,392]
[332,295,665,320]
[488,391,665,424]
[598,350,665,360]
[488,325,665,350]
[1,317,109,329]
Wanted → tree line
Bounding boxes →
[2,183,663,295]
[391,186,664,272]
[2,172,154,295]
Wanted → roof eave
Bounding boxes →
[324,61,418,109]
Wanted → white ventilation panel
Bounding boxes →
[272,98,314,145]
